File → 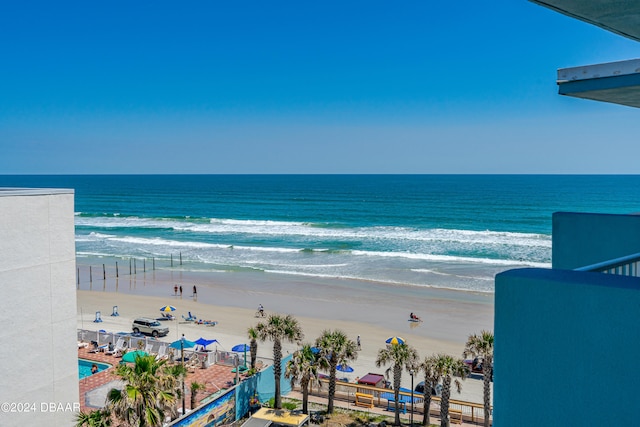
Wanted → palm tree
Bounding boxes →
[106,354,178,427]
[285,343,326,414]
[463,330,494,427]
[75,408,112,427]
[248,326,258,370]
[314,329,358,414]
[164,363,188,418]
[255,313,304,409]
[190,381,205,410]
[418,355,440,427]
[433,354,468,427]
[375,342,419,426]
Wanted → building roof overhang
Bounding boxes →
[557,58,640,108]
[530,0,640,108]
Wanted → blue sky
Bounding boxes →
[2,1,640,174]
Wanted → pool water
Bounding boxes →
[79,359,111,379]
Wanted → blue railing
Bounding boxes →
[575,252,640,276]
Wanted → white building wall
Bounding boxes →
[0,189,78,427]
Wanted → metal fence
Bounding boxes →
[575,252,640,276]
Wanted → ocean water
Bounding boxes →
[3,174,640,294]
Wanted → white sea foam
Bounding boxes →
[351,249,550,268]
[411,269,496,281]
[75,216,550,249]
[74,214,552,294]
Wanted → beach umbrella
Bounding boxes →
[195,337,218,350]
[336,364,354,373]
[385,336,405,345]
[170,336,196,365]
[232,343,250,369]
[310,347,321,354]
[159,305,176,312]
[170,338,196,349]
[122,350,148,363]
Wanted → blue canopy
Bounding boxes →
[195,337,218,348]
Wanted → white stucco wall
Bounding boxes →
[0,189,78,426]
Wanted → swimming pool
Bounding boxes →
[78,359,111,379]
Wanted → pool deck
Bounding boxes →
[78,346,238,413]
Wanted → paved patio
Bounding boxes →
[78,346,239,412]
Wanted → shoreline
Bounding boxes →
[76,264,494,402]
[76,262,494,344]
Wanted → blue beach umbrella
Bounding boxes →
[159,305,176,312]
[170,338,196,349]
[336,364,354,373]
[232,344,250,369]
[170,337,196,363]
[385,336,405,345]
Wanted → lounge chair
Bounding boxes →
[105,338,125,356]
[88,340,108,353]
[196,319,218,326]
[187,355,201,372]
[155,345,168,361]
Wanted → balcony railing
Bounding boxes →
[575,252,640,276]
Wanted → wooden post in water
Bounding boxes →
[90,266,92,283]
[103,264,106,280]
[180,252,182,265]
[134,258,137,274]
[144,258,146,272]
[77,268,80,287]
[171,254,173,267]
[152,258,155,270]
[129,258,132,275]
[116,261,119,278]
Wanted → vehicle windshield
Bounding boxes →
[150,321,161,327]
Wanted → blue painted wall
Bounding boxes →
[552,212,640,269]
[495,267,640,426]
[236,354,294,419]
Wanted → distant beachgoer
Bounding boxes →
[258,304,264,317]
[357,335,361,350]
[91,364,98,374]
[179,286,183,297]
[193,285,197,297]
[174,285,178,296]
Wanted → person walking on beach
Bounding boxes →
[174,285,178,296]
[193,285,197,299]
[357,335,361,350]
[179,285,183,297]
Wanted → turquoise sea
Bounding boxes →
[2,174,640,293]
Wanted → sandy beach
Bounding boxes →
[76,266,493,401]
